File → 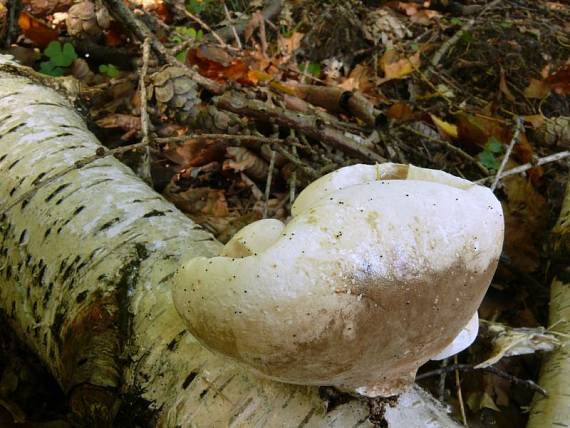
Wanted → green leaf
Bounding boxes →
[478,150,500,171]
[176,49,189,63]
[43,41,61,60]
[44,41,77,67]
[461,30,474,44]
[186,0,209,14]
[99,63,120,78]
[300,62,321,76]
[60,42,77,66]
[450,17,463,25]
[485,137,504,154]
[39,61,64,76]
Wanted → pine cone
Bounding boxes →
[66,1,110,38]
[148,66,200,122]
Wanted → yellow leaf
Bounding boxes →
[429,114,458,139]
[380,50,421,81]
[523,114,545,128]
[524,78,551,99]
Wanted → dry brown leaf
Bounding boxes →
[379,50,420,82]
[162,139,226,168]
[524,78,551,99]
[499,67,516,102]
[523,114,546,128]
[166,186,229,218]
[95,114,141,140]
[545,63,570,95]
[338,64,375,93]
[502,175,549,273]
[386,102,414,121]
[223,147,268,181]
[278,32,303,57]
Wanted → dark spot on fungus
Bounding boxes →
[182,372,198,389]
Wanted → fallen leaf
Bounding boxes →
[379,50,421,82]
[429,114,458,139]
[545,63,570,95]
[386,102,414,121]
[499,67,516,102]
[524,78,551,99]
[223,147,268,181]
[162,139,226,168]
[523,114,546,128]
[18,11,59,46]
[501,174,549,273]
[278,32,303,58]
[96,114,141,140]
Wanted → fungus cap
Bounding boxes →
[173,163,504,396]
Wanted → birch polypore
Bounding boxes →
[173,163,504,397]
[1,56,465,427]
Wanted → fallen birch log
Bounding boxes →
[0,55,459,427]
[527,177,570,428]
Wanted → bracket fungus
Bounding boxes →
[172,163,504,397]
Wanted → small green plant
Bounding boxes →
[99,64,120,78]
[478,137,504,171]
[450,17,463,26]
[40,41,77,76]
[461,30,474,44]
[300,62,321,77]
[170,26,204,44]
[186,0,212,14]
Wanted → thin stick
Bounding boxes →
[454,356,468,427]
[139,38,152,185]
[223,2,242,49]
[185,10,227,48]
[417,363,548,397]
[476,151,570,185]
[430,0,501,68]
[438,358,448,402]
[491,117,522,191]
[403,125,489,175]
[155,134,290,146]
[290,144,298,204]
[263,149,276,219]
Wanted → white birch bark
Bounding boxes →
[527,179,570,428]
[0,56,459,427]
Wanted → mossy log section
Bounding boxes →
[0,56,459,427]
[527,178,570,428]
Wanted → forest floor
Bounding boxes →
[0,0,569,426]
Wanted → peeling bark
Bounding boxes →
[0,56,460,427]
[527,179,570,428]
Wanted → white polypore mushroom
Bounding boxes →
[172,163,504,397]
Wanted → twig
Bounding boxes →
[215,92,386,163]
[3,0,20,48]
[417,363,548,397]
[491,117,522,191]
[139,38,152,185]
[438,358,448,402]
[454,356,468,427]
[203,0,283,44]
[430,0,502,69]
[155,134,294,146]
[402,124,489,175]
[223,1,242,49]
[185,9,228,48]
[476,151,570,185]
[263,149,276,218]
